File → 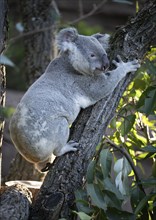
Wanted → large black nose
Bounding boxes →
[102,54,110,71]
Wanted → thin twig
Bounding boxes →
[68,0,107,25]
[9,25,55,44]
[105,136,146,194]
[9,0,107,45]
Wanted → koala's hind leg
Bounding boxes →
[54,140,79,156]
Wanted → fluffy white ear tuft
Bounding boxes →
[92,33,110,51]
[57,27,78,52]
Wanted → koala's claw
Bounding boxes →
[112,55,123,67]
[116,54,122,61]
[55,140,79,156]
[127,59,140,72]
[63,140,79,154]
[131,59,140,66]
[67,140,79,151]
[41,162,52,172]
[112,55,140,72]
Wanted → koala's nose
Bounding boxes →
[102,54,110,71]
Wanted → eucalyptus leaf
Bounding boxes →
[114,158,124,173]
[100,149,112,178]
[0,55,15,67]
[145,59,156,75]
[134,194,155,215]
[75,190,93,214]
[106,207,135,220]
[0,106,15,118]
[137,86,156,116]
[133,78,146,90]
[141,145,156,153]
[86,160,96,183]
[104,190,122,209]
[86,183,107,210]
[73,211,91,220]
[16,22,24,32]
[120,114,136,136]
[103,177,123,200]
[114,158,131,196]
[130,187,145,211]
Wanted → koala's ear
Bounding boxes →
[92,33,110,51]
[57,27,78,52]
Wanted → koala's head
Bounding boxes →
[57,27,110,75]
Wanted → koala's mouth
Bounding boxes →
[95,66,109,73]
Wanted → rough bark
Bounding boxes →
[0,0,8,186]
[21,0,60,86]
[30,1,156,219]
[7,0,60,181]
[0,184,32,219]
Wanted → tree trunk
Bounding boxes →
[30,1,156,219]
[0,0,8,187]
[21,0,59,86]
[7,0,60,181]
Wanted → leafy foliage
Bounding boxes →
[74,49,156,219]
[0,106,15,118]
[76,21,103,36]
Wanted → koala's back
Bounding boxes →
[9,56,84,162]
[13,56,81,122]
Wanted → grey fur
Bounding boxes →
[9,28,140,171]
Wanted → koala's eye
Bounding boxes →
[90,54,95,58]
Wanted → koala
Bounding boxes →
[9,27,140,171]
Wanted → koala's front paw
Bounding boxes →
[112,55,124,67]
[112,55,140,73]
[126,59,141,72]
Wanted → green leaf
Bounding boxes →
[73,211,91,220]
[110,117,116,129]
[114,158,131,175]
[0,54,15,67]
[86,183,107,210]
[133,78,146,90]
[75,189,93,214]
[141,145,156,153]
[141,178,156,186]
[0,106,15,118]
[106,207,135,220]
[137,86,156,116]
[120,114,136,136]
[134,194,155,215]
[145,59,156,75]
[100,149,112,178]
[130,187,145,211]
[103,177,123,200]
[86,160,96,183]
[104,190,122,210]
[114,158,131,196]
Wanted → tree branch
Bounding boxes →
[68,0,107,25]
[9,0,106,45]
[30,1,156,219]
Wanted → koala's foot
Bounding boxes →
[35,155,56,172]
[54,140,79,156]
[41,162,53,172]
[112,55,140,73]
